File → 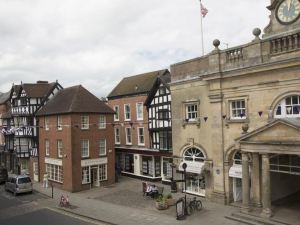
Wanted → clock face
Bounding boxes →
[276,0,300,24]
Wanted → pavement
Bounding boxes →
[33,176,243,225]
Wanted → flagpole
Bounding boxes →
[200,0,204,56]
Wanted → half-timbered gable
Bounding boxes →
[145,73,172,151]
[10,81,63,175]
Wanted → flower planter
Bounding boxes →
[166,198,176,206]
[155,201,169,210]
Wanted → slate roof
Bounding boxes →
[36,85,115,116]
[107,69,169,99]
[12,81,59,98]
[0,91,11,104]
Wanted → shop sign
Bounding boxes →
[81,158,107,167]
[45,158,62,166]
[178,161,204,174]
[229,164,242,178]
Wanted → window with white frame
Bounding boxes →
[57,140,63,158]
[82,166,90,184]
[45,117,49,131]
[98,115,106,129]
[274,95,300,118]
[46,164,63,183]
[99,139,106,156]
[125,127,132,145]
[81,115,89,129]
[185,103,198,121]
[81,140,89,158]
[114,105,119,121]
[124,104,131,121]
[184,148,205,162]
[115,127,120,144]
[99,164,107,181]
[136,103,143,120]
[138,127,145,145]
[230,99,246,119]
[45,139,50,156]
[57,115,62,130]
[163,158,173,178]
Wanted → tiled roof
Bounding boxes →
[12,81,59,98]
[36,85,115,116]
[107,69,168,99]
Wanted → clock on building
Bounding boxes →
[276,0,300,24]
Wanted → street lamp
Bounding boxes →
[182,162,187,215]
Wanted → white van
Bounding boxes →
[5,175,33,195]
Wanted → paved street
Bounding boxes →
[0,184,105,225]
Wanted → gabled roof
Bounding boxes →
[144,71,171,106]
[236,118,300,143]
[36,85,115,116]
[0,91,11,104]
[12,81,61,98]
[107,69,169,99]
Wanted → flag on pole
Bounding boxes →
[200,2,208,18]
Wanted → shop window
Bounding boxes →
[82,166,90,184]
[274,95,300,118]
[163,158,173,178]
[46,163,63,183]
[124,154,134,173]
[99,164,107,181]
[142,156,153,176]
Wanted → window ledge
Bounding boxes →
[226,118,249,124]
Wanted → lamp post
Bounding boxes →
[182,162,187,215]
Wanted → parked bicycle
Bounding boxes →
[186,197,202,215]
[59,194,70,207]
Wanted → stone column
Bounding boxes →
[241,152,250,212]
[251,153,261,207]
[261,154,272,217]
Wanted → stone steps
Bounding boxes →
[225,212,293,225]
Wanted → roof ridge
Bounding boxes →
[68,85,81,112]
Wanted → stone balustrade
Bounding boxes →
[270,32,300,55]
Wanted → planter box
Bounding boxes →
[166,198,176,206]
[155,201,169,210]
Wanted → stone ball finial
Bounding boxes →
[213,39,220,48]
[252,28,261,38]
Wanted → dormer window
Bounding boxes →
[274,95,300,118]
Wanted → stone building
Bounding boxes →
[107,69,172,181]
[36,85,115,192]
[170,0,300,217]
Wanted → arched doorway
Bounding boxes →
[179,147,206,196]
[229,151,243,202]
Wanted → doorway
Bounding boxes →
[233,178,242,202]
[91,167,99,187]
[33,162,39,182]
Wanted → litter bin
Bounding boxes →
[170,179,177,193]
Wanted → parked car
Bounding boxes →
[0,167,8,184]
[5,175,33,195]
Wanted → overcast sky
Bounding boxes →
[0,0,270,97]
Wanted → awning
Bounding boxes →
[178,161,204,174]
[229,164,242,178]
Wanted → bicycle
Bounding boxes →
[186,197,202,215]
[59,194,70,207]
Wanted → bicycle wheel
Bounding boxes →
[196,200,202,211]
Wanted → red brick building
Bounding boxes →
[36,85,115,192]
[107,69,172,181]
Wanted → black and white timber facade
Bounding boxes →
[145,73,173,182]
[10,81,62,174]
